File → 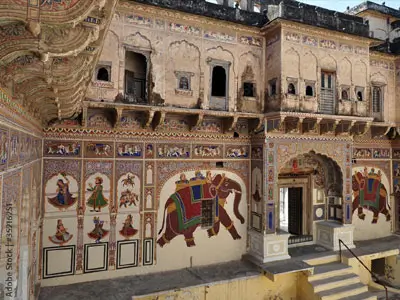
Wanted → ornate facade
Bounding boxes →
[0,0,400,299]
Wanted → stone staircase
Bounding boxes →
[305,255,377,300]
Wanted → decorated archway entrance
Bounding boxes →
[277,151,343,245]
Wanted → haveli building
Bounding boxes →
[0,0,400,299]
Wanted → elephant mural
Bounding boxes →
[157,171,245,247]
[352,167,391,223]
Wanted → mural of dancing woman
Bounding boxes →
[47,172,77,208]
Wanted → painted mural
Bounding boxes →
[352,166,392,241]
[88,216,109,243]
[0,126,8,171]
[45,173,79,210]
[157,170,245,248]
[117,173,140,210]
[119,214,139,239]
[352,167,391,223]
[86,176,109,212]
[48,219,73,245]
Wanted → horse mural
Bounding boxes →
[157,171,245,247]
[352,167,391,223]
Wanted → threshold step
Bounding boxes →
[337,291,377,300]
[310,263,353,281]
[311,273,360,292]
[319,282,368,300]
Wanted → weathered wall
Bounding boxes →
[133,273,301,300]
[87,1,264,113]
[278,22,371,116]
[0,88,43,300]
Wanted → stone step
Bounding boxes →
[311,273,360,293]
[318,283,368,300]
[304,254,340,266]
[337,291,377,300]
[309,262,353,282]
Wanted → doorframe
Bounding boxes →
[277,176,312,236]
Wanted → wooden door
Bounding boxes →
[288,187,303,235]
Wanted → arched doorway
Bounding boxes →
[277,151,343,245]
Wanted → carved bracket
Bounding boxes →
[189,113,204,131]
[113,108,123,128]
[249,117,264,134]
[152,111,166,131]
[144,110,155,129]
[224,115,239,133]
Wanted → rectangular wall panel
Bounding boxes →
[142,238,154,266]
[84,242,108,273]
[117,240,139,269]
[43,246,75,279]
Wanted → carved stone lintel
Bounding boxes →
[189,113,204,131]
[144,110,155,129]
[152,111,166,130]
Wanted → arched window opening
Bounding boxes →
[305,85,313,96]
[97,67,109,82]
[243,82,254,97]
[179,77,189,90]
[341,90,349,100]
[357,91,363,101]
[288,83,295,94]
[211,66,226,97]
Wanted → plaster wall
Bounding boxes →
[87,3,264,113]
[133,272,301,300]
[281,26,370,111]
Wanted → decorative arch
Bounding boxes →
[206,45,236,75]
[302,51,317,81]
[123,32,152,50]
[319,54,337,71]
[370,71,387,85]
[284,47,300,78]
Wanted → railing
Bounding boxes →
[338,239,388,300]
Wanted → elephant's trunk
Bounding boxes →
[232,181,245,224]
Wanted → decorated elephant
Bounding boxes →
[157,171,244,247]
[352,168,391,223]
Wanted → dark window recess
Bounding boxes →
[357,91,363,101]
[288,83,296,94]
[321,72,325,88]
[342,90,349,100]
[216,161,224,168]
[328,75,332,89]
[243,82,254,97]
[97,67,109,82]
[372,87,382,112]
[233,132,239,138]
[211,66,226,97]
[270,82,277,95]
[201,200,214,228]
[125,70,146,103]
[306,86,313,96]
[179,77,189,90]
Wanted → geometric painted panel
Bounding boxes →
[42,246,75,279]
[116,240,139,269]
[84,242,108,273]
[142,238,154,266]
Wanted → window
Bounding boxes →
[355,87,364,102]
[243,82,254,97]
[179,77,189,90]
[306,85,313,96]
[211,66,226,97]
[124,51,148,103]
[320,71,335,114]
[288,83,296,95]
[97,67,110,81]
[201,199,214,228]
[269,79,277,96]
[372,87,382,113]
[341,89,349,100]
